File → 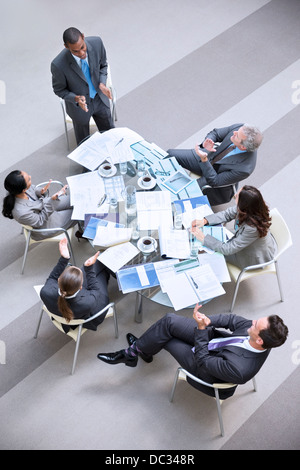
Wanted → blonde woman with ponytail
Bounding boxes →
[41,238,110,333]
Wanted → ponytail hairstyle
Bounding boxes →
[237,185,271,238]
[2,170,27,219]
[58,266,83,322]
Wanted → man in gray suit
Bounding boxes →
[97,305,288,399]
[51,27,114,145]
[167,123,263,206]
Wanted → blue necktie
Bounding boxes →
[81,59,97,98]
[208,336,245,351]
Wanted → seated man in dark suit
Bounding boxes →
[167,123,263,206]
[97,304,288,399]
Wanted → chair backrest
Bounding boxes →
[270,208,293,258]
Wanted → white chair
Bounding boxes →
[227,208,293,312]
[19,180,76,274]
[60,64,117,150]
[34,285,118,375]
[170,367,257,437]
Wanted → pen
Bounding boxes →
[190,276,198,289]
[97,194,106,207]
[115,138,124,147]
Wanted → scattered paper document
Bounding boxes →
[117,263,160,294]
[162,264,225,311]
[197,252,231,283]
[67,127,144,170]
[161,170,193,194]
[83,217,124,240]
[97,242,139,273]
[158,225,191,259]
[67,171,105,220]
[136,191,173,230]
[150,157,203,201]
[93,224,132,247]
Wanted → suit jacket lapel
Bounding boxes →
[208,135,233,162]
[68,51,86,82]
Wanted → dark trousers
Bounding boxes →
[73,94,115,145]
[137,313,199,375]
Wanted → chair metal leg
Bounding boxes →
[65,231,76,266]
[275,261,284,301]
[21,232,31,274]
[60,100,70,150]
[230,273,243,312]
[252,376,258,392]
[214,388,225,437]
[170,368,180,402]
[71,325,83,375]
[112,304,119,338]
[34,308,44,338]
[135,291,143,323]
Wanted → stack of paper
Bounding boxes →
[136,191,173,230]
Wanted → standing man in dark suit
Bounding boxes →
[97,304,288,399]
[51,27,114,145]
[167,123,263,205]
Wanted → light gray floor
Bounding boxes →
[0,0,300,451]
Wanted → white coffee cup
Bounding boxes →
[142,175,153,187]
[140,236,155,252]
[101,163,113,175]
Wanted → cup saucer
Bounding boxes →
[137,176,156,190]
[98,164,117,178]
[137,237,157,253]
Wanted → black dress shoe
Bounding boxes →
[97,349,138,367]
[126,333,153,363]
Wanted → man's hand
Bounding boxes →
[99,83,112,99]
[193,303,211,329]
[194,145,209,162]
[202,138,216,152]
[75,95,88,112]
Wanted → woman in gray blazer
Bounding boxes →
[190,185,276,269]
[2,170,77,240]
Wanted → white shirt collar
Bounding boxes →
[58,288,80,299]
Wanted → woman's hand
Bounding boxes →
[84,251,100,267]
[191,218,206,229]
[59,238,70,259]
[40,179,52,196]
[51,184,68,201]
[190,225,205,243]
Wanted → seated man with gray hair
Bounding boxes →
[167,123,263,206]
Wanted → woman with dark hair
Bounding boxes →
[190,185,276,269]
[2,170,78,240]
[40,239,110,333]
